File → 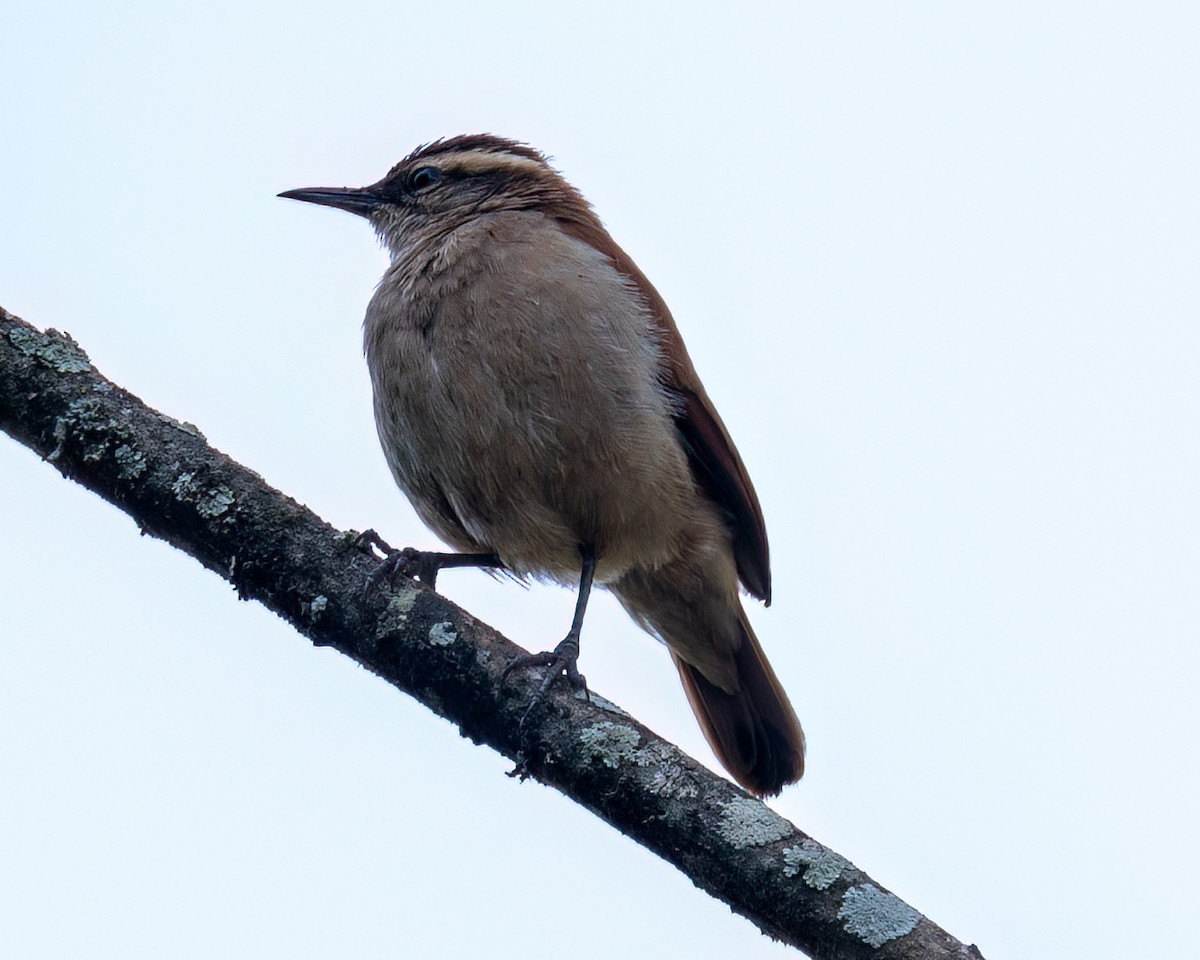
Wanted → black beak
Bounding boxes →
[278,185,383,216]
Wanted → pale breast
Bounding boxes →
[363,210,709,583]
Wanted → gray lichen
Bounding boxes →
[579,721,641,768]
[113,444,148,480]
[631,744,699,799]
[172,472,198,498]
[373,589,418,643]
[196,485,235,518]
[427,621,458,646]
[586,692,631,718]
[171,473,235,519]
[303,595,328,622]
[155,411,206,440]
[781,839,849,889]
[838,884,921,948]
[630,741,678,768]
[717,797,794,849]
[49,396,134,465]
[7,326,92,373]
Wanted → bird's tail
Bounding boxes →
[672,608,805,797]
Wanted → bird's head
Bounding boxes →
[279,134,594,258]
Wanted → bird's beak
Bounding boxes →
[278,185,383,216]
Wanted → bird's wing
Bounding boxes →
[558,217,772,603]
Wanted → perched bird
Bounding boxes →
[280,135,805,795]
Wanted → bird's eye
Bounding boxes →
[409,166,443,191]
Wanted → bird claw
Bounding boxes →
[364,545,443,592]
[354,528,397,558]
[504,636,590,727]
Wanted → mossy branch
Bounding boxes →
[0,307,985,960]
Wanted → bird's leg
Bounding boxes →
[355,530,503,591]
[504,546,597,724]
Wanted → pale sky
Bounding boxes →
[3,3,1198,958]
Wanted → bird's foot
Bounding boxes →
[365,546,448,591]
[503,635,589,727]
[356,536,504,593]
[354,528,397,558]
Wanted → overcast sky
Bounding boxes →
[3,3,1198,958]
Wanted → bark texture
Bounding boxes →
[0,306,986,960]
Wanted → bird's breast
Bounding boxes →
[363,211,708,583]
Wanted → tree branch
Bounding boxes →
[0,306,985,960]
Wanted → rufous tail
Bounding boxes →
[673,610,805,797]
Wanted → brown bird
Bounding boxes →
[280,135,805,795]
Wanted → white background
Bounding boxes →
[3,4,1198,957]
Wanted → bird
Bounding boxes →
[280,135,805,795]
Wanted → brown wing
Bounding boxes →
[558,217,771,604]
